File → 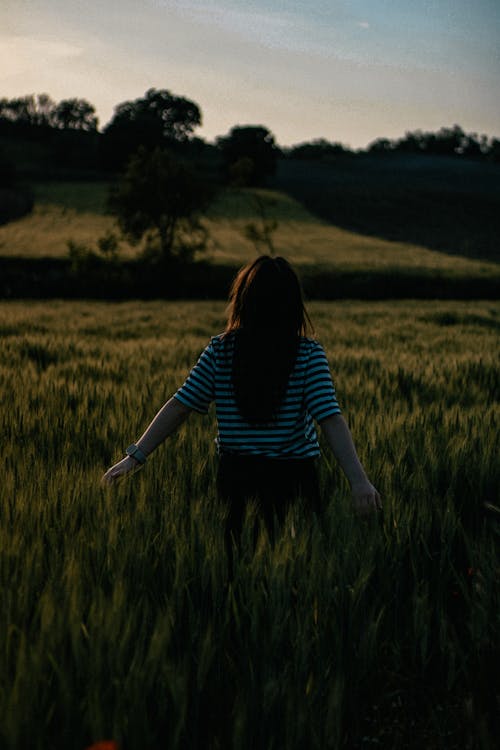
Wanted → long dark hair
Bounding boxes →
[225,256,312,423]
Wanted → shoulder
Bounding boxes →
[300,336,318,345]
[209,332,234,350]
[204,332,235,363]
[299,338,331,373]
[299,337,326,356]
[209,333,224,347]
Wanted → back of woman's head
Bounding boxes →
[226,255,306,335]
[225,256,311,424]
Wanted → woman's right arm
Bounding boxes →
[320,413,382,515]
[101,397,192,485]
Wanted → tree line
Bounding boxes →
[0,93,98,131]
[366,125,500,160]
[0,90,279,182]
[1,90,500,171]
[1,89,499,269]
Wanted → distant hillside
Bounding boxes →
[1,183,497,284]
[273,154,500,263]
[1,180,499,299]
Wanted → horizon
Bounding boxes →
[3,88,499,153]
[2,0,500,148]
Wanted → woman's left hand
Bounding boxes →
[351,479,382,516]
[101,455,142,485]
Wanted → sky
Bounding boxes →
[2,0,500,148]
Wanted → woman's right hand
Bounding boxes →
[101,455,142,485]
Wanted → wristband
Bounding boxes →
[126,444,147,465]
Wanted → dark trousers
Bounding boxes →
[217,454,321,572]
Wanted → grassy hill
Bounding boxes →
[0,180,498,285]
[273,154,500,263]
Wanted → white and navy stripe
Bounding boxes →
[174,333,341,458]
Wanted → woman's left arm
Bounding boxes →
[320,413,382,515]
[101,397,192,484]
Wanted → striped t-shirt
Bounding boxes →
[174,333,341,458]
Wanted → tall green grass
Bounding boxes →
[1,300,498,749]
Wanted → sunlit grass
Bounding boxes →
[0,183,497,281]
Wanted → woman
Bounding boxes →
[102,256,381,549]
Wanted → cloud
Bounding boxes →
[357,21,370,29]
[1,35,83,73]
[164,0,323,55]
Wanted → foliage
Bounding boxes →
[108,147,213,262]
[96,230,121,261]
[227,156,255,186]
[66,239,99,272]
[367,124,500,161]
[286,138,352,160]
[66,231,122,272]
[0,147,34,224]
[1,91,500,170]
[52,99,98,131]
[0,148,16,188]
[0,299,498,749]
[242,192,279,255]
[0,96,100,177]
[101,88,202,170]
[0,187,34,225]
[0,93,57,127]
[0,94,98,131]
[217,125,279,186]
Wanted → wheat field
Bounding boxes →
[0,299,498,749]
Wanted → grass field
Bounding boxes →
[0,181,498,282]
[1,299,498,749]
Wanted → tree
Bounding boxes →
[0,94,56,127]
[393,125,467,156]
[53,98,98,130]
[101,88,202,169]
[287,138,351,160]
[458,132,482,158]
[421,125,465,155]
[0,146,33,224]
[486,137,500,163]
[109,147,212,261]
[216,125,279,186]
[367,137,394,153]
[394,129,426,153]
[243,194,279,255]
